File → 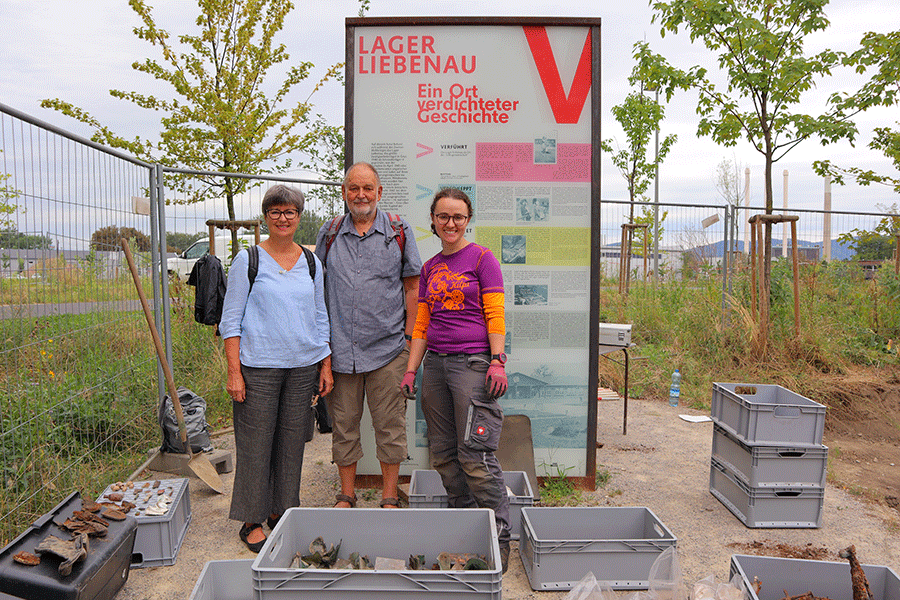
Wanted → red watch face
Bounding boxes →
[492,353,507,364]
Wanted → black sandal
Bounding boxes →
[333,493,357,508]
[239,523,266,553]
[379,497,400,508]
[266,515,281,530]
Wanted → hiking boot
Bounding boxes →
[499,543,510,574]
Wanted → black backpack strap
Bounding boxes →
[302,246,316,280]
[249,244,315,287]
[247,245,259,291]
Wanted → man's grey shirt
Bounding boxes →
[315,209,422,374]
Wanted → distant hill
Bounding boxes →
[688,238,856,261]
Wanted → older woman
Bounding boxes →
[219,185,332,552]
[401,187,511,572]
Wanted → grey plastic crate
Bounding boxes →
[408,469,535,540]
[98,478,192,568]
[711,382,826,446]
[519,506,677,591]
[189,560,254,600]
[711,423,827,488]
[730,554,900,600]
[709,457,823,528]
[252,507,501,599]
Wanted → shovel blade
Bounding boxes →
[189,453,225,494]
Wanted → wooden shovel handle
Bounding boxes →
[120,239,189,451]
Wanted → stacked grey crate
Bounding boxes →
[709,383,828,528]
[408,469,535,540]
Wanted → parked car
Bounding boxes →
[167,233,267,281]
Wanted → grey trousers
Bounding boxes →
[229,363,317,523]
[421,351,510,546]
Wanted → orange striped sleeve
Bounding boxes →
[412,300,431,340]
[482,292,505,335]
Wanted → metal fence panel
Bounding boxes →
[0,104,158,544]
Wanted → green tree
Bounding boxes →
[166,231,205,254]
[850,234,895,261]
[0,230,53,250]
[41,0,339,252]
[91,225,151,252]
[815,30,900,193]
[257,208,326,246]
[299,114,346,219]
[294,209,327,246]
[633,205,668,262]
[633,0,860,293]
[601,90,677,222]
[837,203,900,261]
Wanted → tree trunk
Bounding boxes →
[760,145,775,350]
[225,176,239,259]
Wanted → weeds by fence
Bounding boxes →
[0,104,338,544]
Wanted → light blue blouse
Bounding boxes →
[219,245,330,368]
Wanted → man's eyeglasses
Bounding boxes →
[434,213,470,225]
[266,208,300,220]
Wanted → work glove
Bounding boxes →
[400,371,418,399]
[485,364,507,399]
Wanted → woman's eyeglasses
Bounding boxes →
[266,209,299,220]
[433,213,470,225]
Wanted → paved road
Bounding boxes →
[0,300,143,320]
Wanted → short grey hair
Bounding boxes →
[262,185,305,213]
[343,162,381,188]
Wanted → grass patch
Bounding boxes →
[538,462,583,506]
[596,467,611,488]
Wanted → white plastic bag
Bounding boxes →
[690,572,748,600]
[565,572,613,600]
[716,572,748,600]
[691,575,718,600]
[649,546,684,600]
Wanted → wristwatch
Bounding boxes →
[490,353,507,364]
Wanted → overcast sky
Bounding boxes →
[1,0,898,214]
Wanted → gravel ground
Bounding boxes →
[115,396,900,600]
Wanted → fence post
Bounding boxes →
[722,205,730,327]
[155,164,175,373]
[149,165,166,404]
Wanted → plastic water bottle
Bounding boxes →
[669,369,681,407]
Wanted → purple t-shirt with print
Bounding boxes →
[419,243,503,354]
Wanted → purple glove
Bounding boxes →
[400,371,418,399]
[485,364,507,398]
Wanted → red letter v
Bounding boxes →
[523,26,592,124]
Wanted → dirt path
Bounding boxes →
[116,397,900,600]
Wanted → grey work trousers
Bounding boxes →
[421,351,510,547]
[229,363,317,524]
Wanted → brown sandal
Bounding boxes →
[379,497,400,508]
[333,493,357,508]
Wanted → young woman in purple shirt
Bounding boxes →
[401,187,512,573]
